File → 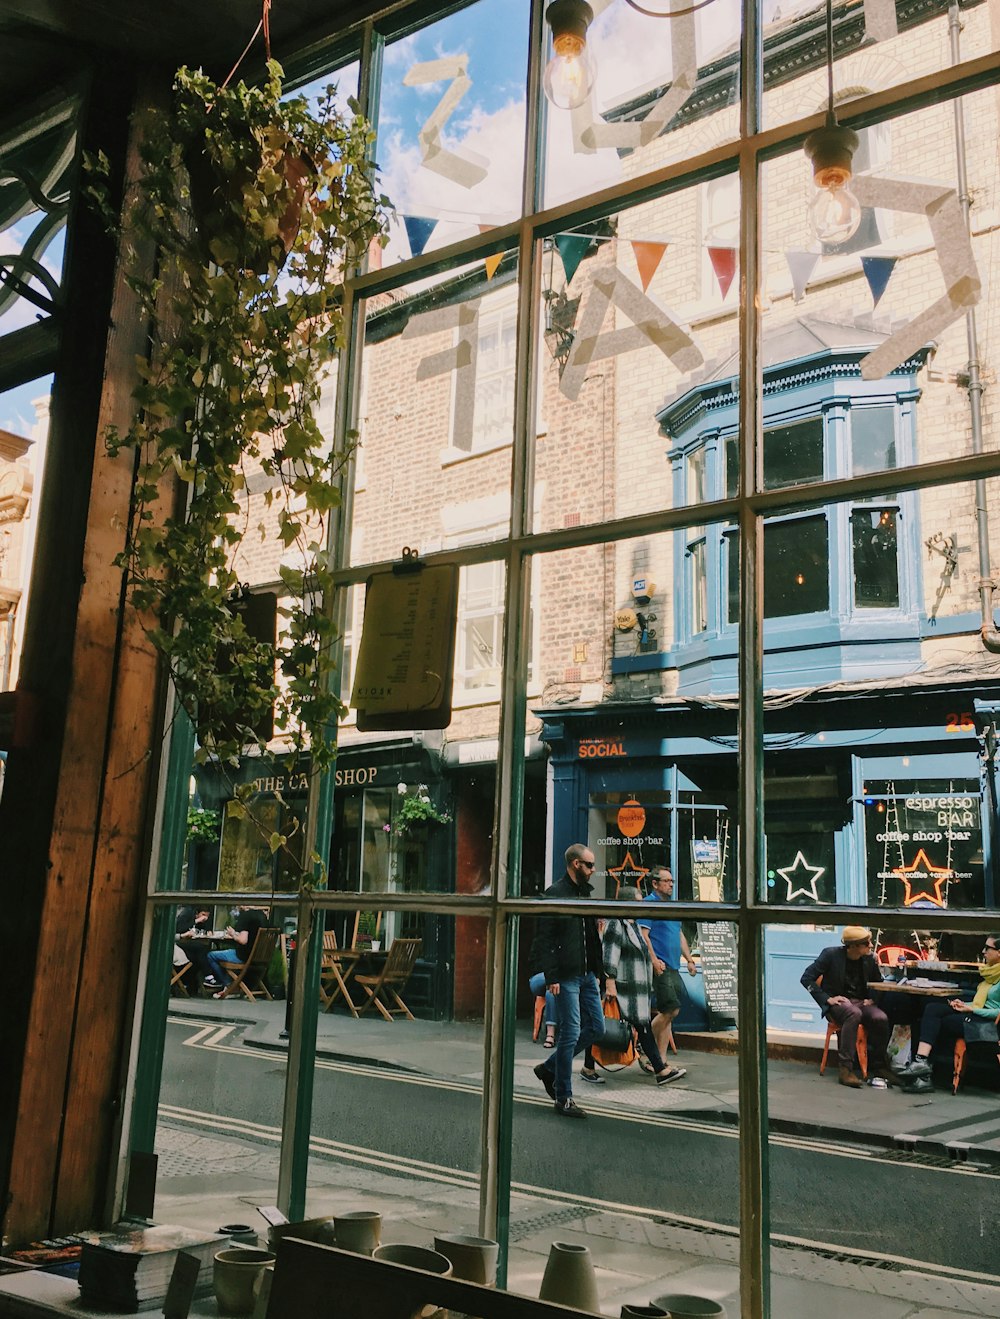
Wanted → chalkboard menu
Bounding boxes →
[696,922,738,1029]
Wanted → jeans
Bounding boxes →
[918,998,965,1050]
[535,972,604,1102]
[207,947,243,983]
[528,971,557,1027]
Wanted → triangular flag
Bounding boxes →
[403,215,438,259]
[631,240,668,292]
[555,233,592,287]
[861,255,897,308]
[707,246,737,300]
[785,249,819,303]
[484,252,503,280]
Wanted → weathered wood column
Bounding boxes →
[0,62,171,1244]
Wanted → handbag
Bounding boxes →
[962,1015,1000,1044]
[590,995,637,1069]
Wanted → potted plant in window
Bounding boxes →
[92,61,389,789]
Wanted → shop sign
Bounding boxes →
[617,797,646,838]
[248,764,380,794]
[578,738,627,759]
[866,784,981,906]
[691,838,723,902]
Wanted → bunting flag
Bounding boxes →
[707,246,737,300]
[631,240,668,292]
[483,252,504,280]
[555,233,592,287]
[785,249,819,303]
[403,215,438,259]
[861,255,898,308]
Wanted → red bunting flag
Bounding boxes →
[707,246,737,300]
[631,240,668,292]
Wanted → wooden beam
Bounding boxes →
[0,62,166,1244]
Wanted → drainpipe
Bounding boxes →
[949,2,1000,649]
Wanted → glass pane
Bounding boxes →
[306,912,486,1244]
[522,534,738,903]
[377,0,529,264]
[533,174,741,534]
[354,263,519,562]
[0,376,51,696]
[766,920,1000,1315]
[541,2,740,208]
[761,479,1000,910]
[0,106,73,337]
[293,61,359,117]
[763,90,1000,465]
[763,0,1000,133]
[510,915,739,1312]
[142,901,287,1236]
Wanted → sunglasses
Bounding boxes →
[984,944,998,954]
[580,860,595,869]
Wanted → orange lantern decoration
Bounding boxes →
[617,797,645,839]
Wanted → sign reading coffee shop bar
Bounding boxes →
[696,922,738,1029]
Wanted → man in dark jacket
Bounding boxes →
[800,926,894,1088]
[530,843,605,1119]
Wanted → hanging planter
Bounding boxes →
[91,61,390,778]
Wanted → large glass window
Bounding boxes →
[124,14,1000,1319]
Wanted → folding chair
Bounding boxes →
[170,960,191,996]
[217,928,280,1002]
[320,929,361,1017]
[354,938,422,1021]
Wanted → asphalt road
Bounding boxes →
[160,1020,1000,1277]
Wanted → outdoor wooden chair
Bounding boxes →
[170,960,191,996]
[319,928,362,1017]
[354,937,422,1021]
[217,927,280,1002]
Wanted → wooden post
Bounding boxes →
[0,64,170,1243]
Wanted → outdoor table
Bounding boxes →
[869,981,958,997]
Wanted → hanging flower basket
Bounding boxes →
[392,783,452,838]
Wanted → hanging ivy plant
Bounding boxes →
[93,61,389,777]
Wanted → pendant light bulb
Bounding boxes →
[804,116,861,246]
[543,0,597,110]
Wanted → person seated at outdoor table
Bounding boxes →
[173,907,212,991]
[599,886,687,1086]
[800,926,897,1089]
[893,933,1000,1088]
[204,905,271,997]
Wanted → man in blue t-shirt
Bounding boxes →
[637,866,697,1061]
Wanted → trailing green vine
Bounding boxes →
[96,62,388,781]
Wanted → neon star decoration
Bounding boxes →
[608,851,649,897]
[777,851,826,902]
[891,849,955,907]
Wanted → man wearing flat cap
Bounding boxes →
[800,927,894,1088]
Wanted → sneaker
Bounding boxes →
[893,1058,932,1080]
[579,1068,606,1085]
[202,977,221,988]
[655,1066,687,1085]
[533,1062,556,1100]
[554,1099,587,1119]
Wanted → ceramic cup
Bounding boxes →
[219,1223,258,1247]
[432,1233,499,1286]
[213,1247,276,1316]
[372,1244,453,1276]
[333,1210,382,1256]
[370,940,382,951]
[652,1295,726,1319]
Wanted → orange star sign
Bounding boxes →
[608,851,649,897]
[892,848,956,907]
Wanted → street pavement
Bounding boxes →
[154,996,1000,1318]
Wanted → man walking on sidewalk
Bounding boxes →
[801,926,894,1088]
[530,844,606,1119]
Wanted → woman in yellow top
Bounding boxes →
[893,934,1000,1087]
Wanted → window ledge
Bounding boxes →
[440,438,512,467]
